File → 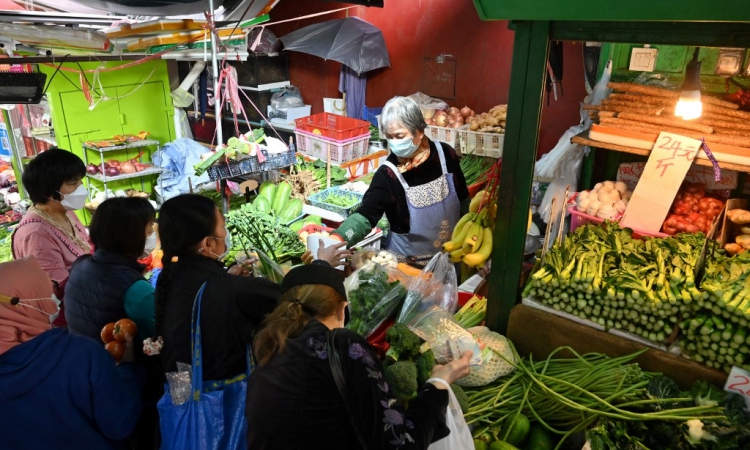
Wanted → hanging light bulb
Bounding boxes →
[675,47,703,121]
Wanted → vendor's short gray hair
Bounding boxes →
[380,96,427,135]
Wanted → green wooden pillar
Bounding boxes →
[486,20,550,334]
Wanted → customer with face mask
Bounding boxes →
[12,148,93,325]
[332,96,469,267]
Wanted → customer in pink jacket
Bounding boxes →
[12,148,93,326]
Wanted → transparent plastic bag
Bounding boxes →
[406,92,449,114]
[271,86,304,110]
[247,247,284,284]
[165,362,193,406]
[350,247,398,270]
[396,252,458,325]
[409,307,483,366]
[344,262,408,338]
[455,326,516,388]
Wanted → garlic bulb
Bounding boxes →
[597,204,615,219]
[578,190,590,201]
[593,182,603,191]
[614,200,627,213]
[577,197,592,212]
[586,200,602,216]
[615,181,628,194]
[588,191,599,202]
[603,180,616,190]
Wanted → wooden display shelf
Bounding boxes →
[572,130,750,174]
[507,304,728,390]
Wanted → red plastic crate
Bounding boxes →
[295,112,371,140]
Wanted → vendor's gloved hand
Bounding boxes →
[311,240,352,268]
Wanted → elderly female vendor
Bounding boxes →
[332,96,469,265]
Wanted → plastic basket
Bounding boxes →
[298,224,382,249]
[295,112,370,140]
[295,130,370,164]
[425,125,461,149]
[362,105,383,127]
[458,129,504,158]
[569,206,669,239]
[206,147,296,181]
[307,187,363,218]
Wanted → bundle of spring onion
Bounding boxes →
[522,223,706,344]
[459,154,494,185]
[465,343,725,449]
[679,251,750,373]
[454,295,487,328]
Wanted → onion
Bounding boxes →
[425,118,435,126]
[435,110,448,118]
[448,121,462,129]
[470,109,475,116]
[120,162,136,174]
[86,163,99,175]
[105,166,120,177]
[435,114,448,127]
[454,116,464,125]
[448,106,460,116]
[460,106,471,118]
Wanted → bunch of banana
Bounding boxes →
[443,206,494,268]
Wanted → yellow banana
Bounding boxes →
[452,212,476,239]
[449,247,465,263]
[463,227,493,267]
[462,221,484,254]
[469,191,488,213]
[443,220,473,252]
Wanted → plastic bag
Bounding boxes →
[396,252,458,325]
[247,27,280,54]
[455,326,516,388]
[406,92,449,115]
[409,307,484,366]
[247,248,284,284]
[344,262,408,338]
[165,362,192,406]
[271,85,304,110]
[426,378,474,450]
[350,247,398,270]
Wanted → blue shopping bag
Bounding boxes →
[158,283,254,450]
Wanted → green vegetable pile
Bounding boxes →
[294,156,348,187]
[523,223,705,343]
[0,227,11,263]
[460,154,494,185]
[587,381,750,450]
[681,250,750,373]
[225,202,306,264]
[465,343,725,449]
[346,263,407,337]
[315,189,360,208]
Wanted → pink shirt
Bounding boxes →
[12,210,93,284]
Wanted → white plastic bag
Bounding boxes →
[426,378,474,450]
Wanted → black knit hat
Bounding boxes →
[281,263,349,323]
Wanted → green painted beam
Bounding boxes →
[472,0,750,22]
[550,21,750,48]
[485,20,550,334]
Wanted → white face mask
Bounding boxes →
[143,231,158,258]
[57,184,88,211]
[207,227,232,261]
[16,294,61,324]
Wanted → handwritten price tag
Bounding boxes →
[724,366,750,411]
[621,132,702,233]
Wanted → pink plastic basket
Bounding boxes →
[569,206,669,239]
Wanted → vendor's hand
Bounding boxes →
[119,333,136,365]
[428,351,472,387]
[301,250,315,265]
[316,240,352,268]
[228,263,252,276]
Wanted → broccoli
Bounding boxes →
[384,361,418,406]
[385,323,422,362]
[415,349,436,386]
[450,384,469,414]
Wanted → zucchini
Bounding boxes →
[503,413,530,447]
[272,181,292,213]
[489,441,520,450]
[525,425,553,450]
[259,181,276,202]
[254,196,271,214]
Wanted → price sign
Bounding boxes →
[621,132,701,233]
[724,366,750,411]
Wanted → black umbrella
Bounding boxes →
[279,17,390,75]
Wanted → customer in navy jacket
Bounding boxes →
[0,256,144,450]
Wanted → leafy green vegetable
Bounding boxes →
[690,381,725,408]
[225,202,306,264]
[0,227,11,263]
[646,376,683,411]
[346,264,407,337]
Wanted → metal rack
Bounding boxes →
[81,139,163,206]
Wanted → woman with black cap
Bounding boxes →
[246,264,472,450]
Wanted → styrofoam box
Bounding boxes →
[267,105,311,124]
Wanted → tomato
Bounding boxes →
[101,323,116,344]
[105,341,125,362]
[113,318,138,342]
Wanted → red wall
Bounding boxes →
[266,0,586,157]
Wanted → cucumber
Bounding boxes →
[305,215,323,225]
[503,413,530,447]
[489,441,520,450]
[524,425,553,450]
[290,220,306,233]
[280,199,303,222]
[259,181,276,202]
[473,439,488,450]
[254,196,271,214]
[272,181,292,213]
